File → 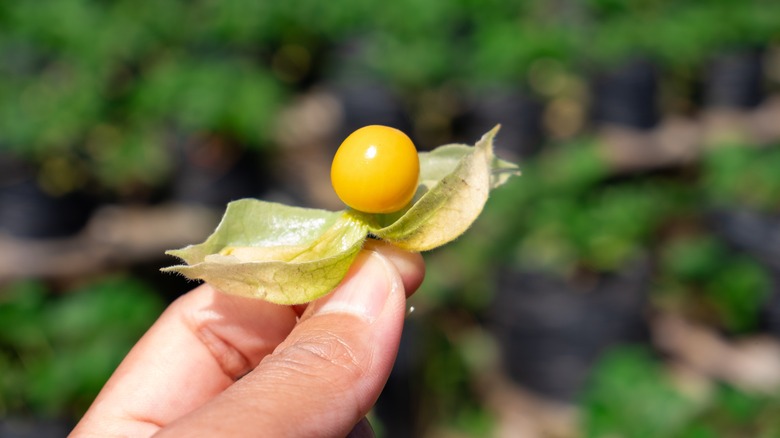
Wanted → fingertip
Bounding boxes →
[309,250,396,322]
[363,239,425,296]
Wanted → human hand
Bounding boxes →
[71,240,425,437]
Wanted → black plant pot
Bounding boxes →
[457,87,544,158]
[327,81,413,153]
[373,317,424,438]
[704,48,765,110]
[709,208,780,270]
[0,154,95,239]
[323,39,413,153]
[708,208,780,336]
[592,58,660,130]
[765,267,780,338]
[170,133,270,208]
[487,260,651,402]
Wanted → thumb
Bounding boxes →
[156,246,421,437]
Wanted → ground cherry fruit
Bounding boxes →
[330,125,420,214]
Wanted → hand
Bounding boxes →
[71,240,425,437]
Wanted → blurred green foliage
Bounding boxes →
[416,136,779,434]
[582,348,703,438]
[2,0,780,435]
[2,0,779,192]
[659,235,770,333]
[703,145,780,212]
[582,348,780,438]
[0,277,164,419]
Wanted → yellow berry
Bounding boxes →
[330,125,420,214]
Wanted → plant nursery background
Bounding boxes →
[2,0,780,436]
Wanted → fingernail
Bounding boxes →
[315,251,395,322]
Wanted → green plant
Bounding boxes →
[583,348,780,438]
[676,385,780,438]
[658,234,771,333]
[703,143,780,212]
[582,348,704,438]
[0,277,164,419]
[0,0,288,194]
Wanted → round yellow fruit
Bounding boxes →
[330,125,420,214]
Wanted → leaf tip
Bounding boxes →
[165,248,189,260]
[159,264,183,275]
[476,124,502,153]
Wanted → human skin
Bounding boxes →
[71,240,425,437]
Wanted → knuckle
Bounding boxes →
[270,327,368,385]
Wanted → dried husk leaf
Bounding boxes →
[163,201,367,304]
[371,126,519,250]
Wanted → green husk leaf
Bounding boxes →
[163,125,519,304]
[370,125,519,251]
[163,200,368,304]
